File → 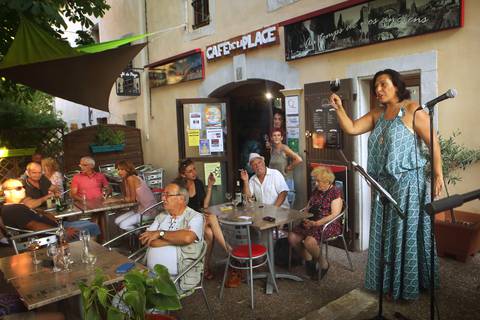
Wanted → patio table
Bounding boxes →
[1,240,144,310]
[74,196,137,241]
[208,203,311,294]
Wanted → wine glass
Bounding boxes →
[79,229,90,243]
[46,243,61,272]
[329,78,340,93]
[86,253,97,269]
[225,193,232,205]
[27,239,41,265]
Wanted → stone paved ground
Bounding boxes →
[1,243,479,320]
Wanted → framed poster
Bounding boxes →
[284,0,463,61]
[148,50,204,88]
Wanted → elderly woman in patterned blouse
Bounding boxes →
[288,166,343,280]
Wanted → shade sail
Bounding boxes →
[0,17,147,112]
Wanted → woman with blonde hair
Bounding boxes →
[288,166,343,280]
[41,157,64,194]
[114,160,157,231]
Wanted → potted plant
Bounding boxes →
[433,130,480,262]
[79,264,181,320]
[90,125,126,153]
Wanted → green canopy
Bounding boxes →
[0,17,147,112]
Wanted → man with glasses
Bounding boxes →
[1,178,100,239]
[139,181,204,290]
[22,162,59,209]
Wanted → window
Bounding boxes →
[125,120,136,128]
[97,117,108,125]
[191,0,210,29]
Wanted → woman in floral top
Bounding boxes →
[288,166,343,280]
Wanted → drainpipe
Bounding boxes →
[139,0,151,141]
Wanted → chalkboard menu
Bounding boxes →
[312,104,343,149]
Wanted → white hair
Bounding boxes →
[80,156,95,167]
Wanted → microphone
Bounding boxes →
[426,189,480,215]
[421,89,457,110]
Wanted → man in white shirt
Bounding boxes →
[139,181,204,277]
[240,153,290,208]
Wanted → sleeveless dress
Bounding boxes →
[269,147,289,177]
[364,107,438,300]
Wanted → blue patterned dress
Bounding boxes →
[364,107,438,300]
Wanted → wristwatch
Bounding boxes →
[159,230,165,239]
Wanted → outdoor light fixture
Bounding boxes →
[265,92,273,99]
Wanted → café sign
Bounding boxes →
[206,25,279,61]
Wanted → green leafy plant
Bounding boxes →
[79,265,181,320]
[94,125,125,146]
[438,130,480,187]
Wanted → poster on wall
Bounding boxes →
[204,162,222,186]
[204,105,222,127]
[206,128,224,152]
[189,112,202,130]
[148,50,204,88]
[199,139,211,155]
[284,0,463,61]
[116,70,140,96]
[187,129,200,146]
[285,96,299,115]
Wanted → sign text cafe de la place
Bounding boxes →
[205,25,279,61]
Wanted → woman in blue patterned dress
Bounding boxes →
[330,69,444,300]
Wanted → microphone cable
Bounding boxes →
[413,108,441,320]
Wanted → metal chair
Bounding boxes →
[218,218,279,309]
[5,226,59,254]
[173,240,213,319]
[318,201,354,274]
[104,229,213,318]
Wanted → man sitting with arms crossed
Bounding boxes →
[1,179,100,240]
[240,153,290,208]
[139,181,204,291]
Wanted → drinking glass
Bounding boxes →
[61,246,72,272]
[102,187,109,200]
[79,229,90,243]
[27,239,41,265]
[46,243,62,272]
[225,193,232,204]
[86,253,97,269]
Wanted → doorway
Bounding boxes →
[210,79,285,185]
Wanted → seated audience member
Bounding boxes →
[139,181,204,290]
[114,160,157,231]
[70,156,111,201]
[175,159,230,280]
[0,179,100,240]
[288,166,343,280]
[70,156,111,239]
[41,157,64,195]
[240,153,289,208]
[22,162,59,209]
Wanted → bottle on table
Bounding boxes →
[234,180,242,207]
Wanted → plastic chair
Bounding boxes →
[218,218,279,309]
[5,226,59,254]
[318,201,354,274]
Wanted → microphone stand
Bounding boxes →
[426,104,436,320]
[351,162,406,320]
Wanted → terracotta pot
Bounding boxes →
[145,314,176,320]
[435,210,480,262]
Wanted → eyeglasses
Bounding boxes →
[5,186,24,191]
[161,193,182,199]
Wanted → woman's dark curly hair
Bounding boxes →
[371,69,411,102]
